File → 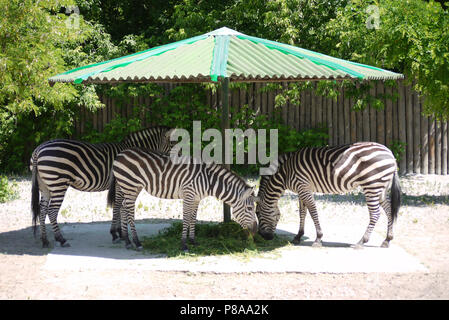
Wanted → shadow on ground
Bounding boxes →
[281,192,449,207]
[0,218,296,260]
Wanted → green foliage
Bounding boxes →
[326,0,449,120]
[142,221,290,258]
[390,140,407,164]
[0,175,18,203]
[0,0,139,173]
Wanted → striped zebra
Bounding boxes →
[30,126,173,248]
[257,142,402,248]
[106,148,259,251]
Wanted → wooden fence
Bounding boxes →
[74,80,449,175]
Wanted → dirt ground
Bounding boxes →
[0,174,448,300]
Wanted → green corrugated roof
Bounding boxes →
[49,27,403,84]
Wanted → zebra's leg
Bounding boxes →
[47,191,70,247]
[299,190,323,247]
[380,197,394,248]
[356,191,382,249]
[181,195,198,252]
[123,195,142,251]
[292,199,307,245]
[38,198,50,248]
[119,199,131,248]
[188,201,200,246]
[110,189,124,243]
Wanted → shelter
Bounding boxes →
[49,27,404,220]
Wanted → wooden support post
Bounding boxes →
[221,77,231,222]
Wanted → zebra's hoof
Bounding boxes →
[125,243,133,250]
[61,242,71,248]
[381,241,390,248]
[112,238,122,244]
[292,236,301,245]
[42,241,50,248]
[311,240,322,248]
[136,246,143,251]
[353,243,364,250]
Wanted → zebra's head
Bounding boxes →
[231,187,259,236]
[256,202,280,240]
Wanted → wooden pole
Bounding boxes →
[221,77,231,222]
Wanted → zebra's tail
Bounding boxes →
[107,174,116,209]
[31,157,40,237]
[390,170,402,224]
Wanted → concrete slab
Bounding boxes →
[44,222,428,273]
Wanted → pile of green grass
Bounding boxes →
[142,221,290,258]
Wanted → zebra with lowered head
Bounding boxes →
[107,148,259,251]
[257,142,401,248]
[30,126,173,248]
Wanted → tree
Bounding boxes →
[0,0,121,172]
[325,0,449,120]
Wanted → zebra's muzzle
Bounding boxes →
[249,220,258,236]
[258,229,274,240]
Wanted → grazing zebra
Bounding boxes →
[106,148,259,251]
[30,126,173,248]
[257,142,401,248]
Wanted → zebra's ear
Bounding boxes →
[165,128,176,140]
[239,188,253,201]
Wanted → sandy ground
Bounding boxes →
[0,174,448,300]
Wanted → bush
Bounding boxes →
[0,175,18,203]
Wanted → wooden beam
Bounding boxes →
[221,77,231,223]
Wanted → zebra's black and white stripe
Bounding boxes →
[30,126,173,247]
[257,142,401,248]
[106,148,259,251]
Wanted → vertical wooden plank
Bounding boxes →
[144,96,151,126]
[299,89,306,131]
[267,88,274,122]
[332,95,338,145]
[369,82,377,143]
[442,121,448,175]
[261,84,268,119]
[436,120,442,175]
[321,95,327,129]
[398,81,407,174]
[310,87,316,128]
[421,105,429,175]
[413,88,421,174]
[327,96,333,145]
[356,98,363,142]
[429,119,435,174]
[362,101,370,141]
[255,83,261,115]
[343,91,350,144]
[292,84,300,131]
[350,100,357,143]
[377,82,385,146]
[385,85,393,148]
[337,86,344,145]
[316,86,322,127]
[392,85,399,143]
[405,84,413,173]
[92,100,98,132]
[303,89,310,130]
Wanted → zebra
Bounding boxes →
[256,142,402,248]
[106,148,259,251]
[30,126,173,248]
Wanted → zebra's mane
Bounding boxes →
[123,125,170,141]
[204,162,250,189]
[258,152,291,197]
